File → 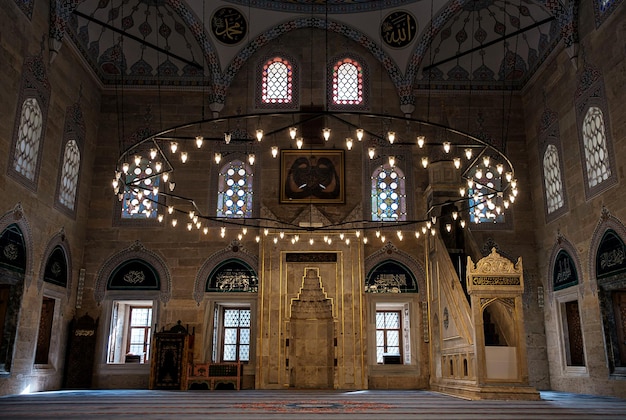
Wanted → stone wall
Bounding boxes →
[0,1,101,395]
[521,0,626,399]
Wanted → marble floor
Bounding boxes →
[0,389,625,419]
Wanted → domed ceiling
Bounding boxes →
[61,0,572,92]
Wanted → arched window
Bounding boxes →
[13,98,43,181]
[262,57,292,104]
[121,157,160,219]
[217,159,253,217]
[553,250,578,291]
[543,144,564,214]
[58,140,81,211]
[217,160,254,218]
[467,166,505,225]
[332,58,363,105]
[582,106,611,189]
[371,164,406,222]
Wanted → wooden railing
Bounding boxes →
[185,362,242,390]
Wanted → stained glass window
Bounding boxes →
[13,97,43,181]
[262,57,292,104]
[217,160,253,218]
[543,144,564,214]
[371,164,406,221]
[58,140,81,211]
[121,157,159,219]
[332,58,363,105]
[376,311,401,363]
[582,106,611,188]
[223,308,250,362]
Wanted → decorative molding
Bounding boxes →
[94,241,171,303]
[364,241,426,301]
[469,248,522,275]
[193,240,259,304]
[0,203,34,288]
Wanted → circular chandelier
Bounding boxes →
[111,110,518,242]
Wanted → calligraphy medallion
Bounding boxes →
[211,7,247,45]
[380,10,417,49]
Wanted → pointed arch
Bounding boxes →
[194,240,258,304]
[38,230,73,296]
[94,241,171,303]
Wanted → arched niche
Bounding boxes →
[365,260,418,293]
[589,209,626,374]
[481,299,517,347]
[206,259,258,293]
[39,230,72,295]
[94,241,171,303]
[547,234,583,293]
[194,240,258,304]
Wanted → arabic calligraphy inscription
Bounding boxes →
[380,11,417,49]
[211,7,247,45]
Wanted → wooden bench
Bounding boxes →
[185,362,242,390]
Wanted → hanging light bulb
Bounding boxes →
[155,162,162,172]
[255,235,260,243]
[291,238,296,245]
[170,142,178,153]
[309,238,314,245]
[294,234,299,242]
[150,148,158,160]
[345,238,350,245]
[324,235,329,243]
[279,231,285,239]
[431,228,436,236]
[506,172,513,182]
[417,135,425,148]
[327,237,332,245]
[368,147,376,159]
[273,237,278,244]
[422,226,427,234]
[475,169,483,179]
[168,206,174,214]
[426,221,432,229]
[220,226,226,237]
[496,164,504,174]
[112,179,119,189]
[193,216,199,224]
[238,233,243,240]
[180,151,188,163]
[380,235,386,242]
[187,223,193,231]
[387,131,395,144]
[465,148,472,160]
[322,128,331,141]
[339,233,345,240]
[204,227,209,235]
[224,132,231,144]
[460,219,466,228]
[511,179,518,188]
[169,182,176,191]
[195,136,204,148]
[375,230,381,238]
[214,152,222,164]
[388,156,395,167]
[452,211,458,220]
[346,138,353,150]
[296,137,303,149]
[264,228,269,236]
[248,154,256,165]
[397,230,402,238]
[443,142,451,153]
[421,157,428,168]
[157,214,164,223]
[355,230,361,238]
[242,227,248,235]
[162,172,169,182]
[415,231,420,239]
[356,128,364,141]
[453,157,461,169]
[172,219,178,227]
[122,162,129,174]
[483,156,490,167]
[363,236,368,244]
[289,127,297,140]
[271,146,279,158]
[446,224,452,232]
[256,129,264,142]
[152,186,158,195]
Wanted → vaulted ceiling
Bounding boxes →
[62,0,573,93]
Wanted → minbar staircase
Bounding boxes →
[427,231,539,400]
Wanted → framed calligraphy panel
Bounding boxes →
[280,149,344,204]
[211,7,247,45]
[380,11,417,49]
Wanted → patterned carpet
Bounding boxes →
[0,389,625,419]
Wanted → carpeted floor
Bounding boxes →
[0,389,625,419]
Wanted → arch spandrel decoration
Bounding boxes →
[194,240,258,304]
[107,259,160,291]
[364,241,426,301]
[38,229,72,294]
[206,260,258,293]
[0,203,34,287]
[94,240,171,303]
